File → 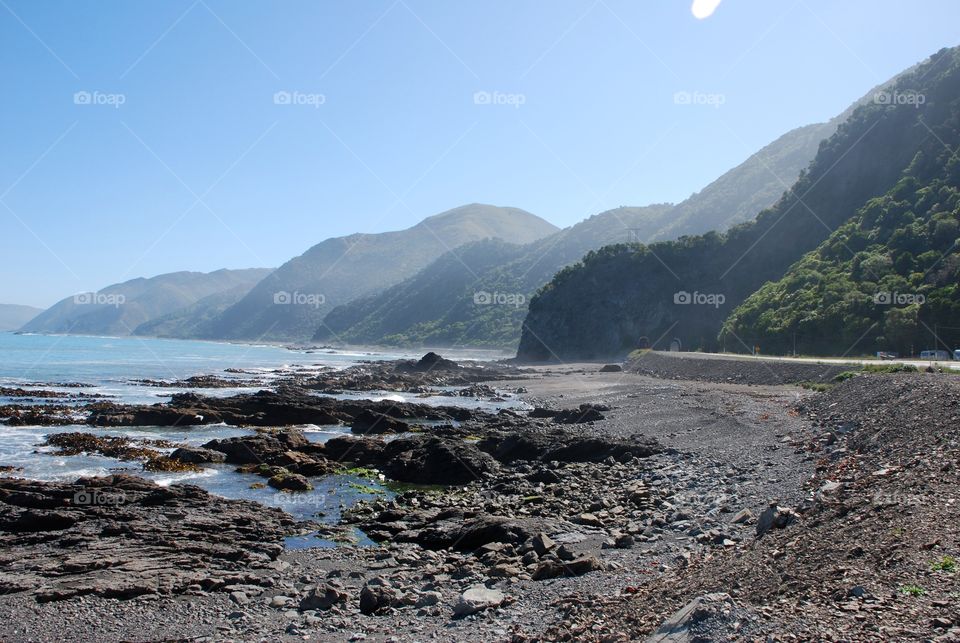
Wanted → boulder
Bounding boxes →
[381,436,500,485]
[453,584,505,617]
[755,503,798,538]
[170,447,226,464]
[532,555,603,580]
[359,583,400,615]
[299,584,348,611]
[350,410,410,435]
[203,429,310,465]
[268,473,312,492]
[479,429,659,464]
[531,532,555,556]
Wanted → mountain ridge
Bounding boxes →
[20,268,272,337]
[199,204,559,342]
[516,46,960,360]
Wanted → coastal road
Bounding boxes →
[661,350,960,371]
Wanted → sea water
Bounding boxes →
[0,333,522,547]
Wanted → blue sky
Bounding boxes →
[1,0,958,307]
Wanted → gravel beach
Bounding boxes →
[1,353,956,642]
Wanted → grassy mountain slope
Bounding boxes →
[316,205,672,347]
[649,123,835,241]
[517,47,960,360]
[20,269,271,337]
[315,117,840,350]
[131,283,262,338]
[204,204,558,342]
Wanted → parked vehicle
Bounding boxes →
[955,349,960,361]
[920,349,952,360]
[876,351,898,360]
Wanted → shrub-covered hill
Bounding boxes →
[517,47,960,360]
[721,151,960,356]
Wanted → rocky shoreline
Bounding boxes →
[0,353,957,641]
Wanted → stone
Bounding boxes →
[268,473,312,492]
[531,532,555,556]
[819,480,842,496]
[269,595,294,609]
[414,591,442,607]
[646,593,734,642]
[170,447,227,464]
[299,584,348,611]
[453,585,505,617]
[756,503,797,538]
[532,555,602,580]
[731,509,753,525]
[614,533,635,549]
[576,513,603,527]
[359,583,400,615]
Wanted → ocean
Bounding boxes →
[0,333,518,547]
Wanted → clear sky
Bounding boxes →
[1,0,958,307]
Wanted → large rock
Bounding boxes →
[478,429,660,464]
[299,584,348,611]
[169,447,226,464]
[267,472,312,492]
[359,582,401,615]
[380,436,500,485]
[350,410,410,435]
[755,503,798,538]
[0,475,294,602]
[397,514,545,551]
[532,555,603,580]
[395,352,460,373]
[453,584,505,617]
[324,435,500,486]
[88,387,471,428]
[203,429,311,465]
